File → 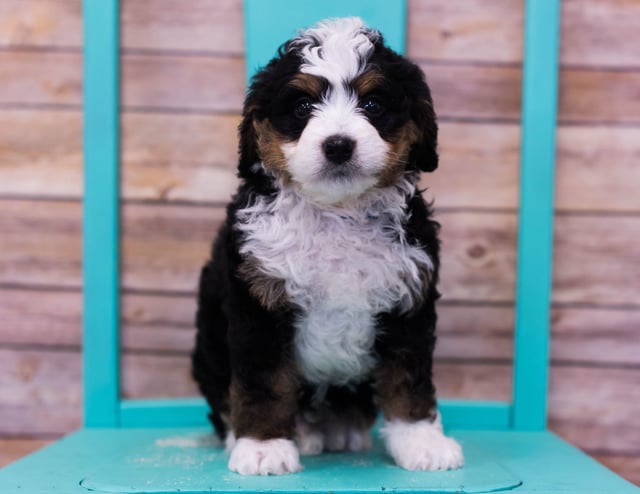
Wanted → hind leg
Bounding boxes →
[192,262,232,441]
[295,382,378,455]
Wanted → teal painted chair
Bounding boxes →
[0,0,638,492]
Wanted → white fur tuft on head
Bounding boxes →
[288,17,378,87]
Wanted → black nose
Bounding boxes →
[322,135,355,164]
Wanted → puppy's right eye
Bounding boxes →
[294,98,314,119]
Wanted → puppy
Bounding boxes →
[192,17,463,475]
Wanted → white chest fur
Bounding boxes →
[235,183,433,386]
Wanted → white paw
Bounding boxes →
[228,437,302,475]
[381,415,464,471]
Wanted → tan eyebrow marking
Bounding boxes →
[287,73,326,99]
[352,70,386,96]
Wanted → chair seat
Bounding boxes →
[1,428,636,493]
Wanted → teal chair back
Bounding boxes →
[83,0,560,433]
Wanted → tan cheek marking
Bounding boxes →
[253,119,292,183]
[377,121,422,187]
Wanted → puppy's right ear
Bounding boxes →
[237,98,260,180]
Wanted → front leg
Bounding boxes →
[224,290,302,475]
[227,363,301,475]
[375,303,464,471]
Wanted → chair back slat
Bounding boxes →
[83,0,121,427]
[512,0,561,430]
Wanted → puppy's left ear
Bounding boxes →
[408,91,439,173]
[237,99,260,180]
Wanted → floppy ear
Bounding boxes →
[408,92,439,173]
[237,99,260,180]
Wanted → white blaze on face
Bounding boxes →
[282,18,391,205]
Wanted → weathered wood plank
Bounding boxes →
[119,203,224,293]
[0,110,240,202]
[0,288,81,347]
[120,0,244,55]
[120,112,240,203]
[0,50,81,106]
[0,439,52,468]
[3,200,640,305]
[6,48,640,125]
[592,454,640,487]
[559,70,640,125]
[406,0,523,63]
[4,107,640,212]
[0,0,81,48]
[0,110,82,198]
[5,285,639,366]
[120,54,245,113]
[439,211,517,302]
[423,122,520,209]
[0,349,82,435]
[555,126,640,212]
[561,0,640,68]
[3,0,640,68]
[551,307,640,366]
[1,348,638,454]
[552,214,640,306]
[0,51,246,112]
[0,200,82,289]
[0,110,516,207]
[549,366,640,454]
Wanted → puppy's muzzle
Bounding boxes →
[322,135,356,165]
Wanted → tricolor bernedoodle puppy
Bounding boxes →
[192,17,464,475]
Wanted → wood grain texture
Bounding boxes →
[3,348,638,454]
[593,454,640,486]
[3,110,640,212]
[0,349,82,435]
[3,286,639,367]
[561,0,640,68]
[406,0,523,63]
[0,0,81,48]
[0,439,51,468]
[5,49,640,126]
[3,200,640,306]
[555,126,640,213]
[0,288,81,348]
[552,214,640,306]
[3,0,640,68]
[0,110,82,198]
[120,0,244,55]
[549,366,640,454]
[0,200,81,289]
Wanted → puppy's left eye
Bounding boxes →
[360,96,385,116]
[294,98,314,119]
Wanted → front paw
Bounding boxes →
[381,416,464,471]
[228,437,302,475]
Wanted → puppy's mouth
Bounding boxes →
[316,160,361,181]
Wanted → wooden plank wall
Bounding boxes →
[0,0,638,484]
